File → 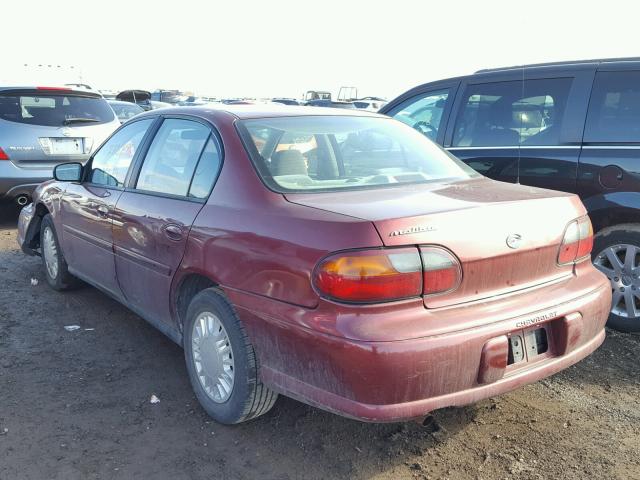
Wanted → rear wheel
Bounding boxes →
[183,288,278,424]
[593,224,640,333]
[40,214,79,291]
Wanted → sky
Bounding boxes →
[3,0,639,101]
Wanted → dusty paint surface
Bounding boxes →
[1,205,639,479]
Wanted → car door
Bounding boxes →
[60,118,155,296]
[444,71,527,184]
[444,67,593,192]
[578,65,640,203]
[383,82,458,145]
[111,117,223,331]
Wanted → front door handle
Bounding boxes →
[164,224,183,241]
[97,205,109,217]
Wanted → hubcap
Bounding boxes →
[191,312,234,403]
[594,243,640,319]
[42,226,59,280]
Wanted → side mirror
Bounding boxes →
[54,162,83,182]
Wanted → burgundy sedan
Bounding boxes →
[18,105,611,424]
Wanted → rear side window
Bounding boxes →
[89,119,154,187]
[188,137,222,199]
[387,89,450,141]
[0,92,115,126]
[585,71,640,143]
[452,78,572,147]
[136,119,211,197]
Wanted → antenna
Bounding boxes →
[516,65,524,185]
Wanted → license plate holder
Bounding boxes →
[51,138,83,155]
[508,327,548,365]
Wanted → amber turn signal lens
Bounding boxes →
[313,248,423,302]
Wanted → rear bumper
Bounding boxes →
[0,161,52,198]
[229,266,611,422]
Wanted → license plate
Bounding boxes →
[508,327,548,365]
[51,138,84,155]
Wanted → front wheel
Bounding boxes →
[593,224,640,333]
[40,214,79,291]
[183,288,278,424]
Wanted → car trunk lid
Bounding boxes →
[285,178,584,308]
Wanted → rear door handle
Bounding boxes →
[97,205,109,217]
[164,224,183,241]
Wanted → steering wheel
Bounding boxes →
[413,121,437,139]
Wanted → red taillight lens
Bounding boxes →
[421,247,462,294]
[0,147,9,161]
[313,248,422,302]
[558,216,593,265]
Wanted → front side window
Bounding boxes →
[452,78,572,147]
[0,92,115,126]
[89,119,154,187]
[238,115,478,193]
[136,119,211,197]
[387,89,450,141]
[585,71,640,143]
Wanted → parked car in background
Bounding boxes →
[178,97,210,107]
[150,100,172,110]
[18,105,609,425]
[0,86,120,205]
[305,99,356,109]
[151,90,186,105]
[353,98,387,111]
[303,90,331,102]
[271,98,300,106]
[116,90,152,111]
[107,100,144,123]
[381,58,640,332]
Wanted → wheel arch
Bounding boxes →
[173,271,220,335]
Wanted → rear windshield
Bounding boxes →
[0,93,115,127]
[238,115,478,193]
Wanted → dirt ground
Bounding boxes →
[1,204,639,480]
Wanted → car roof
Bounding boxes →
[0,86,102,96]
[134,103,385,120]
[475,56,640,74]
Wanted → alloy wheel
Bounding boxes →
[191,311,235,403]
[593,243,640,319]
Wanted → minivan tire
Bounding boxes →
[592,224,640,333]
[183,288,278,424]
[40,214,79,291]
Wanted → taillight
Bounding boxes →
[558,216,593,265]
[313,248,422,302]
[421,247,462,294]
[313,246,463,303]
[0,147,9,160]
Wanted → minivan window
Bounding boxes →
[452,78,572,147]
[0,92,115,126]
[136,119,210,197]
[387,89,450,141]
[89,119,154,187]
[584,71,640,143]
[238,116,478,193]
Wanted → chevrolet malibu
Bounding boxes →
[18,105,611,424]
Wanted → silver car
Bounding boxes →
[0,86,120,205]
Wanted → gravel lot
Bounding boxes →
[1,204,639,480]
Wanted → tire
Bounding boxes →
[183,288,278,424]
[592,224,640,333]
[39,214,79,291]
